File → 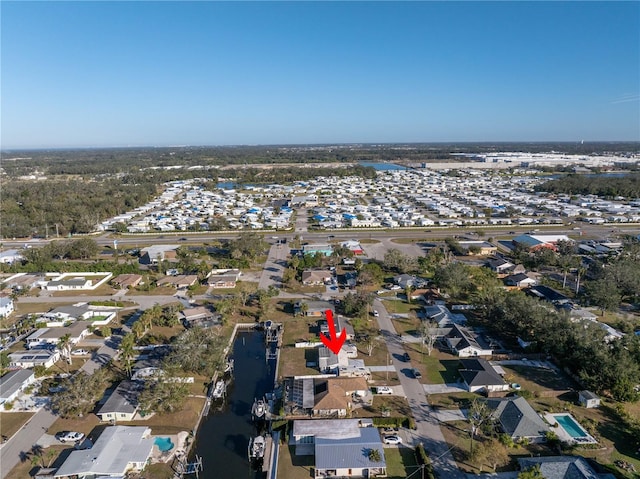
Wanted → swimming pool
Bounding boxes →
[554,414,587,438]
[154,437,174,452]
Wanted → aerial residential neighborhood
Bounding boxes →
[1,149,639,479]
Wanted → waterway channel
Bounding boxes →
[190,330,275,479]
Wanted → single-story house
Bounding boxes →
[291,418,374,455]
[444,324,492,357]
[0,297,14,318]
[295,300,335,318]
[517,456,616,479]
[578,390,600,409]
[423,303,467,327]
[341,240,364,256]
[458,358,509,393]
[504,273,537,289]
[9,349,60,369]
[26,321,92,350]
[54,426,154,478]
[97,381,142,423]
[486,395,549,443]
[302,270,334,286]
[111,274,143,289]
[319,315,355,342]
[528,285,572,306]
[44,277,93,291]
[207,274,239,289]
[180,305,221,328]
[0,369,36,405]
[393,274,417,289]
[156,275,198,289]
[486,257,514,274]
[139,245,180,265]
[314,424,386,478]
[457,241,497,255]
[318,345,350,373]
[312,377,369,417]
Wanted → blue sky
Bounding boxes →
[2,1,639,148]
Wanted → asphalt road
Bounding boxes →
[373,299,466,479]
[4,223,637,250]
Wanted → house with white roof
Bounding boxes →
[0,297,14,318]
[54,426,154,478]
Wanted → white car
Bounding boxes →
[376,386,393,395]
[383,435,402,445]
[71,349,89,356]
[373,310,380,317]
[55,431,85,443]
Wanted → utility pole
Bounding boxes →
[45,224,49,239]
[55,223,59,238]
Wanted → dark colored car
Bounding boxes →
[402,352,410,362]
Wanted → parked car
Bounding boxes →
[376,386,393,395]
[71,349,89,356]
[372,310,380,317]
[412,368,422,379]
[55,431,85,443]
[383,435,402,445]
[402,352,410,362]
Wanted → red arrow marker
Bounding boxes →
[320,309,346,354]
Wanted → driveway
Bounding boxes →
[431,408,468,423]
[424,383,467,394]
[258,244,287,290]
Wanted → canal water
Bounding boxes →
[190,331,275,479]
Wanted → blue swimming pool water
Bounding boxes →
[154,437,174,452]
[555,414,586,438]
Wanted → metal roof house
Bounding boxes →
[54,426,154,478]
[299,421,386,478]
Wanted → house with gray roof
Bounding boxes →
[54,426,154,478]
[97,381,142,423]
[458,358,509,393]
[518,456,616,479]
[445,324,492,357]
[486,395,549,443]
[0,369,35,405]
[314,423,386,478]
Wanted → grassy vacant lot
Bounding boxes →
[0,412,35,438]
[385,446,419,479]
[52,284,116,297]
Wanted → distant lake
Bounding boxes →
[216,182,256,189]
[359,161,407,171]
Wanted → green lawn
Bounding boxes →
[422,354,461,384]
[385,446,419,479]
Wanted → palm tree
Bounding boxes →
[57,333,72,369]
[119,333,136,378]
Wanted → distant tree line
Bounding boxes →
[1,178,157,238]
[535,172,640,198]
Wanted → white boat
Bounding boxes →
[249,435,265,459]
[211,380,225,399]
[252,397,266,418]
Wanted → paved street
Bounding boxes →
[373,299,466,479]
[258,243,288,290]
